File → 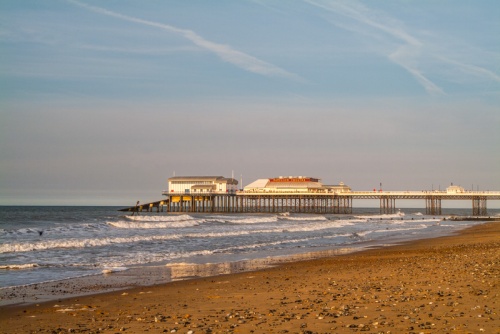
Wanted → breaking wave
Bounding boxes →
[0,234,182,253]
[0,263,39,270]
[282,215,329,221]
[108,219,204,229]
[124,214,194,222]
[209,216,279,224]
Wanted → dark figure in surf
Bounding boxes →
[132,201,140,216]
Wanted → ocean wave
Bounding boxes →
[98,249,217,268]
[280,219,354,232]
[0,263,39,270]
[0,223,109,237]
[0,234,182,253]
[165,262,199,267]
[163,237,328,262]
[282,215,329,221]
[113,214,279,227]
[209,216,279,224]
[211,237,321,253]
[124,214,194,222]
[108,219,204,229]
[183,219,355,238]
[367,224,429,235]
[102,267,128,274]
[2,228,46,235]
[355,212,405,220]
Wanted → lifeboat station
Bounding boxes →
[121,175,500,216]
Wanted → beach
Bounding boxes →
[1,221,498,333]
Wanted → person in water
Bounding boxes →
[132,201,140,216]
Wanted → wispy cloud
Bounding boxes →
[67,0,301,81]
[306,0,421,47]
[77,44,198,55]
[389,45,444,95]
[436,56,500,83]
[304,0,443,95]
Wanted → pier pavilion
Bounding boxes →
[165,176,238,212]
[167,176,238,194]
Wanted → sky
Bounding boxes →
[1,0,499,207]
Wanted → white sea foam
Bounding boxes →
[355,213,405,220]
[0,263,39,270]
[165,262,197,267]
[283,215,329,221]
[279,219,354,232]
[172,237,329,259]
[108,219,204,229]
[0,234,182,253]
[99,249,220,268]
[368,224,429,235]
[102,267,128,274]
[113,214,280,227]
[211,237,319,253]
[124,214,194,222]
[183,219,355,238]
[209,216,279,224]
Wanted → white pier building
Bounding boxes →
[244,176,351,194]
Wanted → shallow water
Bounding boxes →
[1,206,497,288]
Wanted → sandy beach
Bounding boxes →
[1,221,499,334]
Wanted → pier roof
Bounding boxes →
[244,177,324,191]
[168,176,238,184]
[244,179,269,189]
[267,181,323,189]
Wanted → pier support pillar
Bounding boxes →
[426,196,442,215]
[334,196,352,214]
[472,196,487,216]
[380,197,396,214]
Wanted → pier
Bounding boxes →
[121,190,500,215]
[119,175,500,215]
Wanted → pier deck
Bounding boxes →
[119,200,168,213]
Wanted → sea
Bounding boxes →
[1,206,498,290]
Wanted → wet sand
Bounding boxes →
[1,222,499,333]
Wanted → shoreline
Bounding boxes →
[0,244,402,307]
[1,221,499,333]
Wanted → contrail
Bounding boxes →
[67,0,301,81]
[304,0,444,95]
[436,56,500,83]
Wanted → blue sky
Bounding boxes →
[1,0,499,206]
